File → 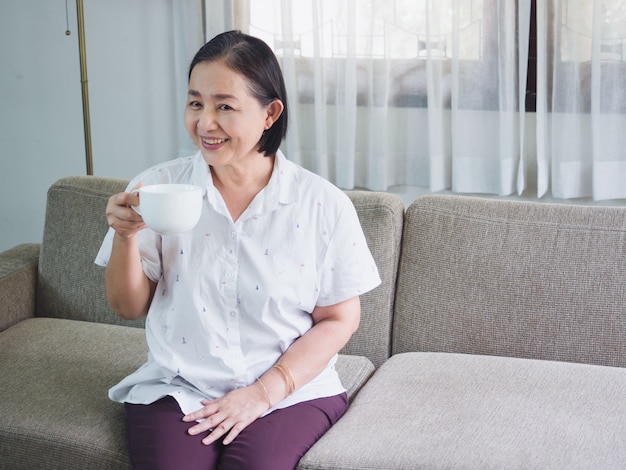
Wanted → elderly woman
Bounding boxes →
[96,30,380,470]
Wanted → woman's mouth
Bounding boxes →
[201,137,228,148]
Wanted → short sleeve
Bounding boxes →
[317,197,381,307]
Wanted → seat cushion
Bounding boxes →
[0,318,147,470]
[299,352,626,469]
[333,354,375,401]
[0,317,374,470]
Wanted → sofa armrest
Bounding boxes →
[0,243,39,332]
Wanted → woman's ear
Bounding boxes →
[264,99,284,130]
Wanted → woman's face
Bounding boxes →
[184,60,282,169]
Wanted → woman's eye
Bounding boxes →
[218,104,233,111]
[188,101,201,108]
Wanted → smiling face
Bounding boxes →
[184,59,283,170]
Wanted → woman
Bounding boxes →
[96,30,380,469]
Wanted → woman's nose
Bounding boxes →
[197,110,217,132]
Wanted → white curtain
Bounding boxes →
[194,0,527,194]
[537,0,626,200]
[192,0,626,200]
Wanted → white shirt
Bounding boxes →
[95,151,381,416]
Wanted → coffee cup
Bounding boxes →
[131,184,203,235]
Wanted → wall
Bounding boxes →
[0,0,190,252]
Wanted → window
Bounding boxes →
[247,0,484,60]
[236,0,512,109]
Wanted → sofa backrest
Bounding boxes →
[37,176,144,328]
[393,194,626,368]
[37,177,403,368]
[342,191,404,367]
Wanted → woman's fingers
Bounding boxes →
[201,417,237,445]
[105,186,146,236]
[183,386,268,446]
[222,421,247,445]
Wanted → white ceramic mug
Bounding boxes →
[132,184,203,235]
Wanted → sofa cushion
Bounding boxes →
[394,194,626,367]
[0,317,374,470]
[334,354,375,401]
[37,176,144,328]
[299,352,626,469]
[0,318,145,470]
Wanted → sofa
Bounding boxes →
[1,175,625,469]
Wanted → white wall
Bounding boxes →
[1,1,83,252]
[0,0,190,252]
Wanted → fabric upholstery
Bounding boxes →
[0,318,374,470]
[36,176,144,328]
[394,194,626,367]
[343,191,404,368]
[334,354,375,401]
[0,318,146,470]
[5,178,626,470]
[299,352,626,469]
[0,243,39,331]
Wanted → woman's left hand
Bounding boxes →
[183,383,269,445]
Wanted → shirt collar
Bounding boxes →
[270,149,299,206]
[191,151,211,196]
[191,149,300,218]
[232,149,300,218]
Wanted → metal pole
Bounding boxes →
[76,0,93,175]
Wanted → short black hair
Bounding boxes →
[188,30,288,157]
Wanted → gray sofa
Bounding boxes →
[1,176,625,469]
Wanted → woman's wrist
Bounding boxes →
[272,363,296,396]
[257,362,297,407]
[255,378,272,408]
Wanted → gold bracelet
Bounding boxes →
[273,363,296,396]
[256,378,272,407]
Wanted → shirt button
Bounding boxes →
[229,311,236,318]
[231,231,237,238]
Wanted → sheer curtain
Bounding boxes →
[191,0,626,200]
[195,0,528,194]
[537,0,626,200]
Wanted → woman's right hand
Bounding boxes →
[106,183,146,239]
[105,183,156,320]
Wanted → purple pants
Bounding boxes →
[124,393,348,470]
